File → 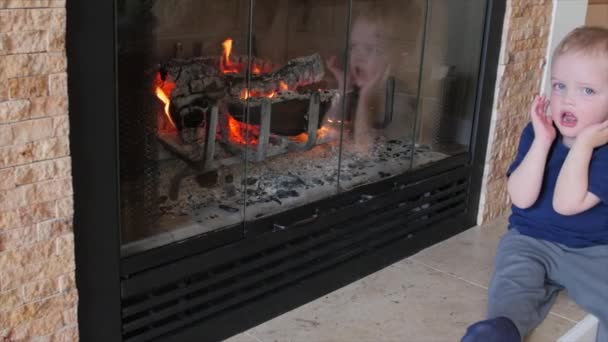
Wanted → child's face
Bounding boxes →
[550,52,608,145]
[349,18,388,88]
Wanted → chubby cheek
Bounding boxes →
[548,101,560,122]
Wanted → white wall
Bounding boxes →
[540,0,588,94]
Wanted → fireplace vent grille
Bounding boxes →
[121,170,469,342]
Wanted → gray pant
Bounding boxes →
[488,228,608,342]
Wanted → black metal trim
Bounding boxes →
[467,0,506,223]
[67,0,122,341]
[154,213,470,342]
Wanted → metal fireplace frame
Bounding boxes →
[67,1,505,341]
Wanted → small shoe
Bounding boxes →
[460,317,520,342]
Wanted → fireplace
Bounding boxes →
[67,0,504,341]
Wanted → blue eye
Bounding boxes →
[583,87,595,95]
[552,82,565,91]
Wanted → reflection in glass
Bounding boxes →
[336,0,439,190]
[414,0,487,156]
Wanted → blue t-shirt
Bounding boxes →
[507,123,608,248]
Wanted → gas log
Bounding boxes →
[226,53,326,98]
[158,53,330,141]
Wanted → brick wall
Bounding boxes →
[0,0,78,341]
[478,0,553,223]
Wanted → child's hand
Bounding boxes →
[530,95,555,146]
[575,120,608,150]
[359,63,391,106]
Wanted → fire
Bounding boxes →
[221,38,240,74]
[239,88,277,100]
[154,74,177,129]
[227,114,259,145]
[221,38,271,75]
[279,81,288,91]
[289,132,309,143]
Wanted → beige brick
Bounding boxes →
[0,81,8,101]
[48,73,66,97]
[0,30,46,54]
[0,53,66,80]
[0,226,36,252]
[0,240,55,273]
[50,325,78,342]
[54,197,72,218]
[0,9,64,33]
[0,209,20,230]
[46,30,64,51]
[22,178,72,206]
[37,218,71,241]
[31,136,70,162]
[0,123,13,146]
[54,234,72,258]
[11,117,55,144]
[18,200,56,227]
[8,76,48,99]
[61,307,76,326]
[29,96,67,118]
[15,157,71,185]
[22,278,58,302]
[3,310,65,340]
[52,115,68,136]
[0,184,27,211]
[0,167,16,190]
[0,142,34,168]
[0,288,22,312]
[56,273,74,293]
[1,253,75,291]
[0,0,65,8]
[0,100,31,124]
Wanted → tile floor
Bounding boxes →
[224,216,587,342]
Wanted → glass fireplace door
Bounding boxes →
[240,0,350,222]
[116,0,489,255]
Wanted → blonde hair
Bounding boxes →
[352,0,422,43]
[553,26,608,58]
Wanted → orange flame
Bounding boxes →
[221,38,271,75]
[279,81,288,91]
[221,38,240,74]
[227,113,259,145]
[239,88,277,100]
[289,132,309,143]
[154,74,177,129]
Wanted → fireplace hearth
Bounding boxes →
[67,0,505,341]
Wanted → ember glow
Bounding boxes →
[289,132,309,143]
[279,81,289,91]
[239,88,277,100]
[227,113,259,145]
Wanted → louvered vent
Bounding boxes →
[121,172,469,341]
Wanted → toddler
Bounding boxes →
[461,26,608,342]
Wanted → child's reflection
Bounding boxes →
[327,13,391,152]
